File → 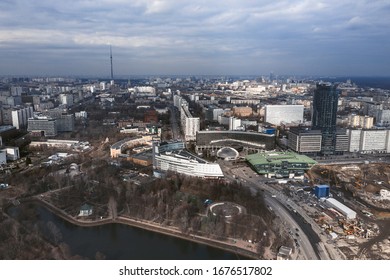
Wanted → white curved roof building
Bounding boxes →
[153,141,224,178]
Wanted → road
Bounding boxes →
[220,162,334,260]
[264,192,320,259]
[169,105,181,140]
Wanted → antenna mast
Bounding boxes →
[110,45,113,80]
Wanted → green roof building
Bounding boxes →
[246,151,317,178]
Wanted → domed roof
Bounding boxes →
[216,147,239,160]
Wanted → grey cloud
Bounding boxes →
[0,0,389,76]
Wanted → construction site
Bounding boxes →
[305,162,390,259]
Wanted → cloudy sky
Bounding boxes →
[0,0,389,77]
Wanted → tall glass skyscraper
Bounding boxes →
[312,83,340,155]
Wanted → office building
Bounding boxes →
[312,83,340,155]
[196,130,275,154]
[153,141,224,178]
[265,105,304,125]
[288,127,322,154]
[45,110,75,132]
[335,129,349,153]
[27,117,57,137]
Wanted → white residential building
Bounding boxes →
[347,128,390,153]
[360,130,389,152]
[229,117,241,130]
[75,111,88,119]
[2,147,20,161]
[180,104,200,141]
[153,141,224,178]
[11,106,34,129]
[173,95,184,109]
[264,105,304,125]
[60,94,74,106]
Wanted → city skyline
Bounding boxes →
[1,0,389,76]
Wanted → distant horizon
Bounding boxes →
[1,74,390,79]
[0,1,389,77]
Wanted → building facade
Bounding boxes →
[180,104,200,141]
[312,83,340,155]
[11,106,34,129]
[196,130,275,154]
[264,105,304,125]
[45,110,75,132]
[229,117,241,130]
[232,106,252,117]
[246,151,316,178]
[27,117,57,137]
[349,115,374,129]
[347,128,390,153]
[288,128,322,154]
[152,141,224,178]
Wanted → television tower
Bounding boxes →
[110,45,113,80]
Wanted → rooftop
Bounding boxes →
[246,151,317,166]
[0,125,16,133]
[162,149,208,164]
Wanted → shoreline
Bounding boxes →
[32,197,261,260]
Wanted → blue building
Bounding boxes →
[315,185,330,198]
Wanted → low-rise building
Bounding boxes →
[2,147,20,161]
[110,136,153,158]
[79,204,93,217]
[325,198,356,220]
[277,246,292,260]
[232,106,252,117]
[153,141,224,178]
[246,151,316,178]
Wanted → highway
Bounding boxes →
[221,163,332,260]
[264,192,320,259]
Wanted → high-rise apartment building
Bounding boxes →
[180,104,200,141]
[11,106,34,129]
[312,83,340,155]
